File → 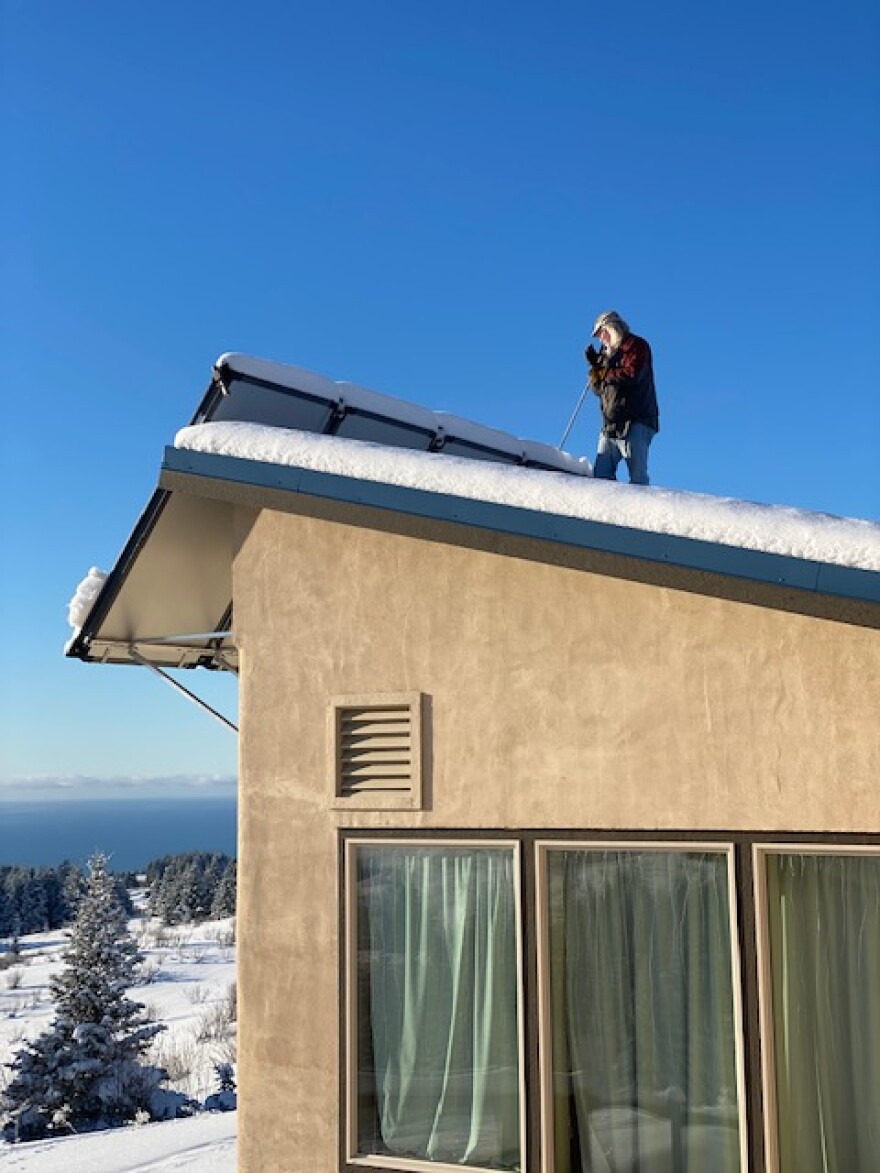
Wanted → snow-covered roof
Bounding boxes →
[67,352,880,674]
[174,421,880,574]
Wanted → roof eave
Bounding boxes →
[66,479,237,669]
[160,446,880,605]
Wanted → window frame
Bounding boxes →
[752,842,880,1173]
[340,831,880,1173]
[343,836,529,1173]
[534,839,750,1173]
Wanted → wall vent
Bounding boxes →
[331,693,424,810]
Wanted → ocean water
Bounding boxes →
[0,796,237,871]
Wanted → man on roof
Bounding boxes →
[585,310,659,486]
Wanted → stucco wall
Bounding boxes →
[232,504,879,1172]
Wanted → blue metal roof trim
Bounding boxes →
[162,447,880,604]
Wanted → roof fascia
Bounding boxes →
[160,446,880,605]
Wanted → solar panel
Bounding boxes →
[200,354,590,476]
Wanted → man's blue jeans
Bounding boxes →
[593,422,656,485]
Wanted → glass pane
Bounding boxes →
[355,845,521,1170]
[545,849,742,1173]
[765,853,880,1173]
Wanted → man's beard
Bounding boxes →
[605,328,624,354]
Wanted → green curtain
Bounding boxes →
[547,850,742,1173]
[356,846,521,1170]
[766,853,880,1173]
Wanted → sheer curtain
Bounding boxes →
[546,849,742,1173]
[765,852,880,1173]
[356,845,521,1170]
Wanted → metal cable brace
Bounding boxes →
[129,647,239,733]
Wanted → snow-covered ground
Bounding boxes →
[0,1111,235,1172]
[0,903,237,1171]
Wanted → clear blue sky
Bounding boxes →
[1,0,878,795]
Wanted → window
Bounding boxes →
[755,847,880,1173]
[346,840,525,1171]
[343,836,880,1172]
[537,844,747,1173]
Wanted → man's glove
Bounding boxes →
[585,344,602,367]
[588,366,605,390]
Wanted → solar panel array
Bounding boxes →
[196,353,590,477]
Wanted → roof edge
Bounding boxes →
[161,446,880,605]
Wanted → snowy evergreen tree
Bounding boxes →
[15,872,48,934]
[214,1061,236,1093]
[1,853,166,1141]
[204,1062,236,1112]
[0,864,83,936]
[61,861,87,918]
[42,867,68,931]
[211,859,237,919]
[146,852,236,924]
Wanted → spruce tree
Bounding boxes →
[1,853,166,1141]
[211,859,237,919]
[23,871,49,933]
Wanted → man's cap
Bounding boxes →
[593,310,625,336]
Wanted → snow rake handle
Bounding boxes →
[558,380,590,449]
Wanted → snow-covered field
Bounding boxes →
[0,904,237,1171]
[0,1111,235,1172]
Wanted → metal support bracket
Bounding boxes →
[325,397,348,434]
[129,647,239,733]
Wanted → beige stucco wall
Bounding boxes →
[232,503,879,1172]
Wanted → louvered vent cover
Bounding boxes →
[332,693,423,809]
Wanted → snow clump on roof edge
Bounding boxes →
[67,566,109,634]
